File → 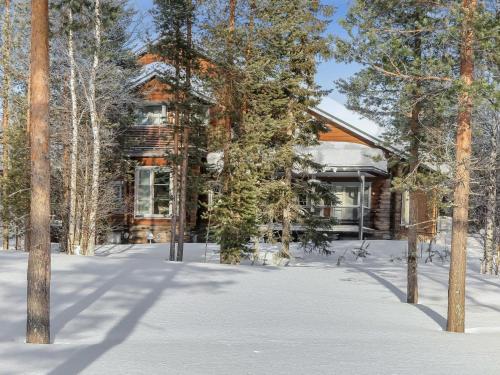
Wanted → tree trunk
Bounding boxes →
[85,0,101,256]
[407,19,422,304]
[483,122,497,274]
[447,0,476,334]
[219,0,236,264]
[67,7,79,255]
[168,23,181,261]
[177,3,193,262]
[26,0,51,344]
[1,0,11,250]
[24,67,31,253]
[280,109,294,259]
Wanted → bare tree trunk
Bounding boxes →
[67,7,79,255]
[483,122,498,274]
[177,3,193,262]
[447,0,476,334]
[407,21,422,304]
[80,154,90,254]
[26,0,51,344]
[24,67,31,252]
[85,0,101,256]
[169,56,180,261]
[281,162,292,259]
[407,110,420,304]
[1,0,11,250]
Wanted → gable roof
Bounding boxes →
[310,97,400,154]
[131,61,213,103]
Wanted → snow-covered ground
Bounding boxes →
[1,237,500,374]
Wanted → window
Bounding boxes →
[320,182,371,222]
[136,105,165,126]
[401,190,410,226]
[135,167,171,217]
[332,183,370,208]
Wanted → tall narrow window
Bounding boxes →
[135,167,171,217]
[401,190,410,226]
[153,171,170,215]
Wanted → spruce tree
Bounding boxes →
[153,0,205,261]
[202,0,333,262]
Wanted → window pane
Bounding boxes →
[154,184,169,199]
[344,187,359,206]
[137,105,163,125]
[136,169,152,216]
[137,199,151,215]
[154,171,170,186]
[138,169,151,185]
[153,171,170,215]
[154,199,169,215]
[137,184,150,199]
[363,185,370,208]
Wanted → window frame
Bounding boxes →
[134,166,172,218]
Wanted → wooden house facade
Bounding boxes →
[109,53,437,244]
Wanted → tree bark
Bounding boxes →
[24,67,31,252]
[407,16,422,304]
[26,0,51,344]
[177,3,193,262]
[168,18,182,261]
[280,167,292,259]
[483,121,497,274]
[447,0,476,334]
[67,7,79,255]
[1,0,11,250]
[280,107,294,259]
[85,0,101,256]
[219,0,236,264]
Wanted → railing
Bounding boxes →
[305,206,373,229]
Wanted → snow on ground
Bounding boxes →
[1,236,500,374]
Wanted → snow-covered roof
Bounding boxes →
[207,142,387,175]
[311,97,399,153]
[296,141,387,174]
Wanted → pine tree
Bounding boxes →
[334,0,459,303]
[26,0,51,344]
[447,0,477,333]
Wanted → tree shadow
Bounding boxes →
[45,260,242,375]
[348,265,447,330]
[0,248,251,374]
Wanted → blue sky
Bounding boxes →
[132,0,360,102]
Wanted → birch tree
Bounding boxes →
[1,0,11,250]
[83,0,102,256]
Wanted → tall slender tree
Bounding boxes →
[176,0,194,261]
[447,0,477,333]
[26,0,51,344]
[1,0,12,250]
[334,0,456,303]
